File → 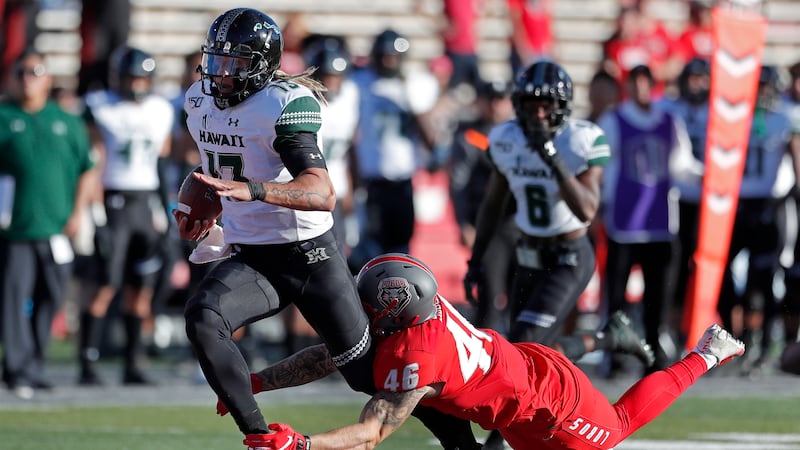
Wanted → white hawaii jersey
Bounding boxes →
[183,79,333,245]
[320,79,359,199]
[741,107,792,199]
[488,119,610,237]
[85,91,174,191]
[352,69,439,181]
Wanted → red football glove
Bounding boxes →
[243,424,310,450]
[217,373,264,416]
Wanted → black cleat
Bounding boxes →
[78,368,104,386]
[601,311,656,368]
[122,369,155,386]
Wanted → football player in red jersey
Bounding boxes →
[244,253,745,450]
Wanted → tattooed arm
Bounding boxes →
[274,386,438,450]
[193,167,336,211]
[217,344,338,416]
[255,344,338,391]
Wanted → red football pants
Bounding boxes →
[503,352,708,449]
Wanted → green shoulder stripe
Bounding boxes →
[275,96,322,135]
[587,134,610,166]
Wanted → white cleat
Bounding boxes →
[693,324,745,368]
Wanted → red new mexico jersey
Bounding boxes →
[372,297,580,431]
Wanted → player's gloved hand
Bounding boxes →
[534,140,559,167]
[243,424,310,450]
[463,259,483,307]
[529,137,571,181]
[217,373,264,416]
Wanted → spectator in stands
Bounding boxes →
[77,45,173,386]
[419,0,485,90]
[348,29,440,268]
[77,0,131,95]
[279,12,310,75]
[506,0,554,76]
[602,1,679,99]
[1,50,95,399]
[675,0,714,62]
[598,64,698,375]
[0,0,40,90]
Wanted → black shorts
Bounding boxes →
[95,190,164,288]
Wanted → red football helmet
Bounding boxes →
[356,253,439,335]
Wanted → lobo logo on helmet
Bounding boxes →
[377,277,412,317]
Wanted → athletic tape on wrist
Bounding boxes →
[247,181,266,201]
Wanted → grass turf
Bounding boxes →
[1,396,799,449]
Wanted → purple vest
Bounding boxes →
[610,109,675,240]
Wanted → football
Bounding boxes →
[176,167,222,223]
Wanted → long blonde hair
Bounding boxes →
[273,67,328,105]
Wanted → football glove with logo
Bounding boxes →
[244,424,310,450]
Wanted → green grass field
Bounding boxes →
[2,396,799,450]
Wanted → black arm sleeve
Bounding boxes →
[273,131,328,178]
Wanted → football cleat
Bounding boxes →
[601,311,656,368]
[693,324,745,368]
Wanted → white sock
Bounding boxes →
[693,350,717,370]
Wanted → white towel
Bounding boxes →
[189,224,231,264]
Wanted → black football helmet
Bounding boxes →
[200,8,283,107]
[370,29,409,77]
[511,61,573,143]
[757,64,782,111]
[109,45,156,100]
[678,57,711,105]
[356,253,439,336]
[307,38,350,77]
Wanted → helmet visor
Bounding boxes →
[201,53,250,78]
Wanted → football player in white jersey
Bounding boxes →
[173,8,480,450]
[78,45,173,386]
[466,60,652,450]
[308,38,359,257]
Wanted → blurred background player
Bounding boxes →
[77,45,173,385]
[717,65,800,376]
[349,29,440,268]
[464,61,650,449]
[447,79,516,332]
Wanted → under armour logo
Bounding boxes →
[309,153,323,160]
[305,247,330,264]
[202,114,208,130]
[228,117,239,127]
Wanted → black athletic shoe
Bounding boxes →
[601,311,656,368]
[122,369,155,386]
[78,367,104,386]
